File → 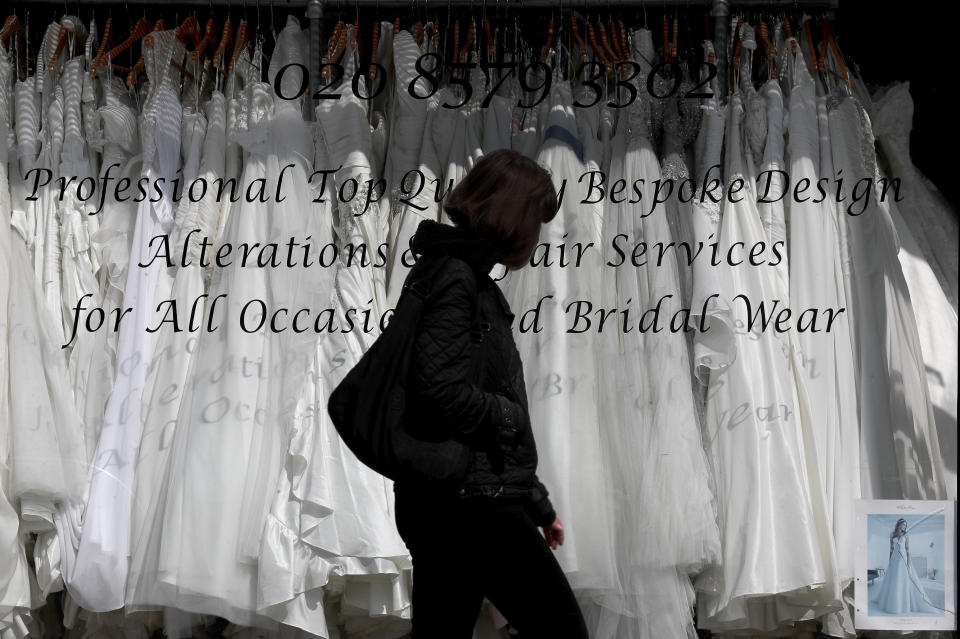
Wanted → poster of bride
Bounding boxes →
[855,500,956,631]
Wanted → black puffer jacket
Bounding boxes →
[396,220,556,527]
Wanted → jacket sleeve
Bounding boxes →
[527,476,557,527]
[409,260,522,446]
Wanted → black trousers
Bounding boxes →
[394,489,589,639]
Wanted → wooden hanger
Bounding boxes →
[1,14,28,79]
[803,17,821,73]
[177,16,202,47]
[539,17,554,63]
[596,21,618,66]
[820,18,850,86]
[1,14,21,46]
[460,18,475,64]
[213,17,233,72]
[327,20,346,68]
[569,16,588,65]
[127,19,165,86]
[369,20,379,81]
[606,18,621,59]
[192,18,217,63]
[227,19,249,76]
[662,15,669,67]
[453,19,460,63]
[94,16,114,63]
[783,17,798,54]
[327,21,342,57]
[586,21,608,71]
[758,21,776,79]
[92,16,151,77]
[671,17,679,63]
[48,22,70,74]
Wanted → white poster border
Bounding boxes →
[854,499,956,631]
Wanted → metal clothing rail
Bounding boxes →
[301,0,835,103]
[11,0,840,99]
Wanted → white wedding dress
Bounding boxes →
[125,88,222,613]
[150,28,326,628]
[583,29,719,639]
[872,535,940,615]
[499,79,618,599]
[696,45,841,631]
[68,29,185,612]
[1,44,46,638]
[867,82,958,500]
[784,40,860,590]
[305,25,412,636]
[827,88,948,502]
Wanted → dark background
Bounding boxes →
[837,0,959,212]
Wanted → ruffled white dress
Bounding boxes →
[298,23,412,635]
[149,25,334,630]
[67,29,185,613]
[1,44,43,639]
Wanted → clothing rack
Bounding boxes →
[8,0,840,99]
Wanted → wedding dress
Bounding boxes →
[499,79,618,599]
[73,68,140,462]
[125,88,220,612]
[583,28,719,639]
[827,88,948,502]
[695,50,840,632]
[688,40,735,379]
[872,535,940,615]
[871,82,958,311]
[867,82,958,500]
[151,26,325,627]
[1,44,43,639]
[784,39,859,589]
[305,24,412,635]
[384,29,431,309]
[67,29,185,613]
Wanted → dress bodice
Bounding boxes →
[870,82,913,172]
[725,91,748,184]
[892,534,907,554]
[180,108,207,185]
[661,64,701,179]
[61,56,87,174]
[785,42,819,174]
[140,30,186,171]
[622,28,654,142]
[44,85,65,166]
[269,16,309,117]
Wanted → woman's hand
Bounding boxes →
[542,518,564,550]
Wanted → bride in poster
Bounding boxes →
[872,518,940,615]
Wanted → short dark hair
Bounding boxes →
[443,149,558,268]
